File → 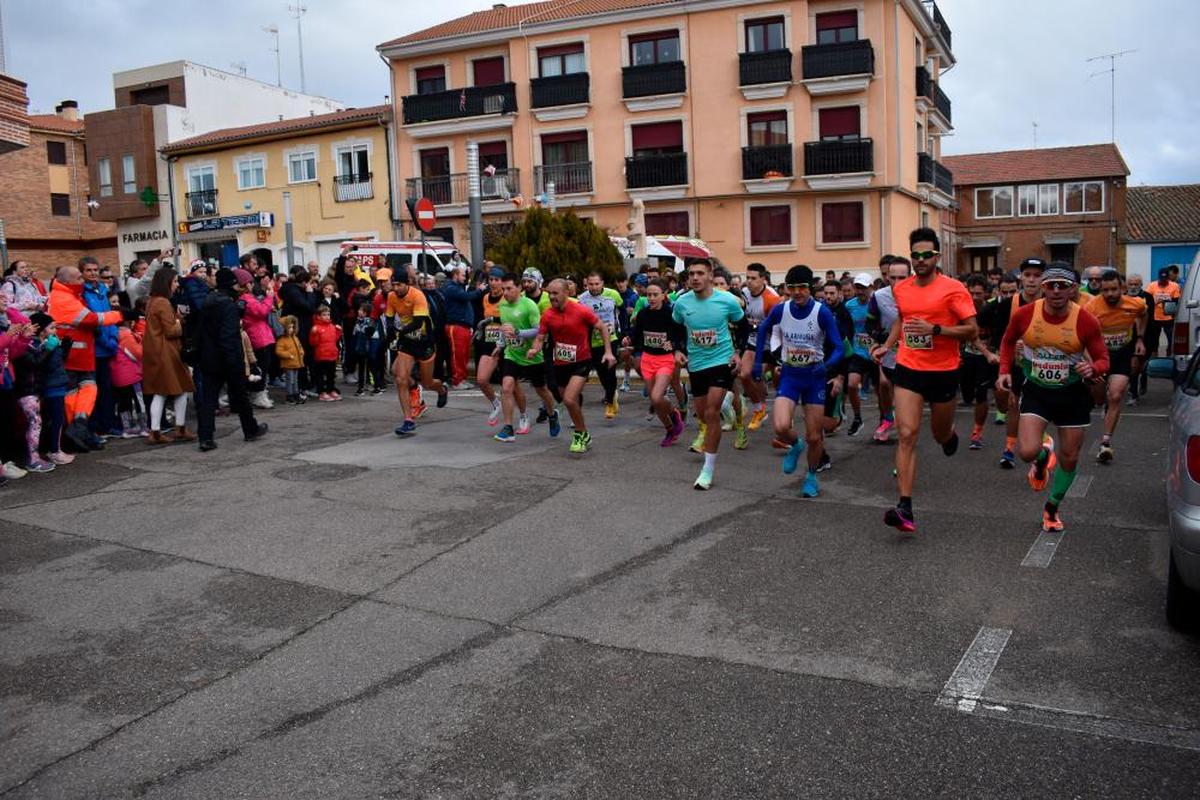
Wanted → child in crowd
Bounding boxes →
[31,312,72,466]
[111,307,148,438]
[351,302,377,396]
[11,314,53,472]
[274,315,306,405]
[308,305,343,401]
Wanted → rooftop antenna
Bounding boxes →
[1087,49,1136,143]
[230,61,248,77]
[264,24,281,87]
[0,0,9,74]
[288,4,307,93]
[1032,121,1038,149]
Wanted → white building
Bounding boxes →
[1123,184,1200,285]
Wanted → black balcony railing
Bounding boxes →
[804,138,873,176]
[534,162,594,195]
[801,39,874,80]
[916,65,932,98]
[401,82,517,125]
[925,1,952,51]
[739,49,793,86]
[185,188,218,218]
[622,61,686,99]
[530,72,590,108]
[742,144,793,180]
[334,173,373,202]
[404,168,521,206]
[918,152,954,195]
[934,84,952,123]
[625,152,688,189]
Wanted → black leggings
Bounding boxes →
[314,361,337,393]
[590,345,617,403]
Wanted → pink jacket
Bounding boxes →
[110,327,143,388]
[240,291,277,350]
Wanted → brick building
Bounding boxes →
[0,102,117,278]
[0,73,30,154]
[940,143,1129,276]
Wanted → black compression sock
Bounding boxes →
[942,431,959,456]
[899,496,913,514]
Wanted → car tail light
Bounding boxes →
[1187,436,1200,484]
[1175,322,1191,356]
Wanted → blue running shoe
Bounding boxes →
[394,419,416,437]
[548,411,561,438]
[494,425,516,443]
[782,439,806,474]
[800,471,819,498]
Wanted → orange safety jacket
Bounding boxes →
[47,281,123,372]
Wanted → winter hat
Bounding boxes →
[215,268,238,290]
[29,311,53,331]
[232,268,254,286]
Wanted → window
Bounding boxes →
[818,106,860,141]
[815,11,858,44]
[644,211,689,236]
[472,57,506,87]
[629,31,680,66]
[130,85,171,106]
[542,130,589,165]
[745,17,785,53]
[1018,185,1038,217]
[237,156,266,189]
[821,202,864,244]
[916,121,925,153]
[631,121,683,156]
[50,193,70,216]
[46,141,67,165]
[97,157,112,197]
[336,146,369,181]
[188,165,216,193]
[750,204,792,246]
[477,141,508,172]
[974,186,1013,219]
[415,65,446,95]
[288,150,317,183]
[747,111,788,147]
[1039,183,1059,215]
[122,154,136,194]
[1064,181,1104,214]
[1049,243,1076,265]
[539,43,585,77]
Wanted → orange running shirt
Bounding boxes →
[893,272,977,372]
[1084,293,1146,351]
[1152,280,1180,321]
[387,287,431,340]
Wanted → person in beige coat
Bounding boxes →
[142,268,196,444]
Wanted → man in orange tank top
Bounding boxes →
[1084,270,1147,463]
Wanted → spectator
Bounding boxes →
[195,268,267,451]
[111,307,148,438]
[235,267,275,410]
[2,260,48,314]
[308,304,343,401]
[274,315,306,404]
[441,265,482,387]
[124,259,152,306]
[143,267,196,445]
[279,267,317,396]
[81,257,121,439]
[1,294,35,478]
[30,312,73,468]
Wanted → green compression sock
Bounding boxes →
[1049,466,1076,506]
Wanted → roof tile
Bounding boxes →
[28,113,85,134]
[161,104,388,153]
[1125,184,1200,243]
[941,144,1129,186]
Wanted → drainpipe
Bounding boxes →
[164,154,179,258]
[378,51,403,239]
[892,0,903,187]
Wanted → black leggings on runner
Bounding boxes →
[590,346,617,403]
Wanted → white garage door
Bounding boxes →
[315,241,343,278]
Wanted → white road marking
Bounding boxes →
[936,626,1012,712]
[1021,529,1065,568]
[1066,474,1093,498]
[972,700,1200,752]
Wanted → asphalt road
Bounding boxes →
[2,377,1197,799]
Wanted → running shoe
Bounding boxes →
[999,449,1016,469]
[318,392,333,402]
[1097,442,1114,464]
[994,411,1007,425]
[969,435,984,450]
[848,417,864,437]
[548,411,561,438]
[694,467,713,491]
[816,452,832,473]
[1042,508,1065,532]
[488,401,502,427]
[579,430,592,451]
[689,425,706,453]
[734,425,749,450]
[536,406,549,424]
[48,451,75,465]
[1125,395,1138,407]
[942,431,959,456]
[516,415,531,435]
[748,406,767,431]
[884,505,916,533]
[800,472,819,498]
[394,420,416,437]
[605,398,619,419]
[873,419,894,442]
[620,379,632,393]
[569,431,586,453]
[661,412,685,447]
[436,384,449,408]
[1027,437,1057,492]
[413,402,429,420]
[494,425,516,443]
[25,459,55,473]
[782,439,806,474]
[1,462,27,479]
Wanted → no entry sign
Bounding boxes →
[412,197,437,233]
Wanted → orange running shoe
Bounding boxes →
[1041,508,1065,532]
[1027,441,1057,492]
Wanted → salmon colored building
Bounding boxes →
[378,0,956,274]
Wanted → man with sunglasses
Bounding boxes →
[998,265,1109,533]
[866,255,911,442]
[871,228,978,534]
[1083,269,1147,463]
[752,265,846,497]
[672,257,746,490]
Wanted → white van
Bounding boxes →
[1165,250,1200,373]
[339,240,461,276]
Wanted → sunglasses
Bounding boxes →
[910,250,939,261]
[1042,281,1074,290]
[785,283,809,290]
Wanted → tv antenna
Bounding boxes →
[1087,49,1136,142]
[264,25,281,87]
[1032,120,1038,149]
[230,61,247,77]
[288,4,307,93]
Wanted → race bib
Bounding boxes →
[1103,331,1130,350]
[483,326,502,344]
[643,331,669,350]
[904,332,933,350]
[1031,356,1071,386]
[783,345,820,368]
[690,328,719,348]
[854,333,874,352]
[553,342,578,363]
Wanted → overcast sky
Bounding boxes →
[5,0,1198,184]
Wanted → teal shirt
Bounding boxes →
[671,289,744,372]
[499,295,543,366]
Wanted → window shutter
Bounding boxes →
[644,211,689,236]
[472,57,506,86]
[631,121,683,151]
[816,11,857,31]
[818,107,860,138]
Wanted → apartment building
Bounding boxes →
[161,105,394,271]
[377,0,956,272]
[84,61,344,268]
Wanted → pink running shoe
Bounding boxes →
[48,451,75,465]
[873,419,894,442]
[661,411,685,447]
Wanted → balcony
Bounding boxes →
[738,50,793,99]
[334,173,373,202]
[534,162,594,197]
[925,1,952,52]
[530,73,590,121]
[625,152,688,197]
[185,188,218,219]
[916,66,952,131]
[621,61,686,111]
[934,84,952,124]
[741,145,794,193]
[916,65,932,99]
[403,168,520,215]
[400,83,517,136]
[801,40,874,95]
[918,152,954,199]
[803,139,874,190]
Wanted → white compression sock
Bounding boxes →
[703,452,717,472]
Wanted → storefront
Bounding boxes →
[177,212,275,268]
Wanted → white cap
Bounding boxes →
[853,272,873,287]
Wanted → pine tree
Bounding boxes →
[486,207,625,283]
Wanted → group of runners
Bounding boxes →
[385,226,1153,536]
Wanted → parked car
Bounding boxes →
[1161,250,1200,374]
[340,240,458,276]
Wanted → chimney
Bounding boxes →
[58,99,79,121]
[492,3,506,8]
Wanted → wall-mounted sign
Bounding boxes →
[178,211,274,234]
[121,229,170,244]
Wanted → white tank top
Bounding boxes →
[873,287,899,369]
[778,300,824,369]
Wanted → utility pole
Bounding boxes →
[288,4,307,93]
[1087,49,1136,142]
[264,25,281,87]
[466,141,484,267]
[0,0,9,74]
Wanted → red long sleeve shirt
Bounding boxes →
[999,301,1109,376]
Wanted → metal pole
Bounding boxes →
[466,141,484,268]
[546,181,556,213]
[283,191,295,272]
[0,219,8,269]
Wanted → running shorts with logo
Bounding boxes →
[779,370,826,406]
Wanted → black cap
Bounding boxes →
[1019,257,1046,273]
[215,268,238,290]
[785,265,814,286]
[30,311,53,330]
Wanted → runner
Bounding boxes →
[866,256,911,442]
[1126,273,1154,405]
[630,278,687,446]
[387,270,448,437]
[844,273,877,437]
[575,272,624,419]
[998,265,1109,531]
[615,274,639,393]
[959,274,1002,450]
[819,279,854,441]
[1147,266,1181,357]
[526,278,615,453]
[672,257,747,490]
[739,263,780,432]
[753,265,846,497]
[1084,269,1147,463]
[473,267,507,426]
[871,228,978,533]
[493,272,557,444]
[711,268,750,450]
